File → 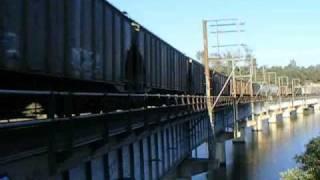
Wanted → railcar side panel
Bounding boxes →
[168,49,172,90]
[93,0,104,80]
[144,33,151,87]
[155,37,159,88]
[157,39,163,88]
[104,4,113,81]
[160,43,166,89]
[65,0,82,78]
[26,0,47,71]
[123,18,132,84]
[150,36,154,87]
[80,0,93,80]
[113,12,122,82]
[0,0,24,70]
[137,29,145,87]
[48,0,64,75]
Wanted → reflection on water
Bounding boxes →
[190,113,320,180]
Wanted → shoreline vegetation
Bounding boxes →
[281,136,320,180]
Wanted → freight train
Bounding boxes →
[0,0,205,94]
[0,0,266,119]
[0,0,206,118]
[211,71,253,96]
[211,71,283,97]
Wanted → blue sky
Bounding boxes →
[108,0,320,67]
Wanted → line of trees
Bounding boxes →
[257,59,320,84]
[196,50,320,84]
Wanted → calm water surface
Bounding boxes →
[192,112,320,180]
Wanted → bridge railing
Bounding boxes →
[0,89,209,124]
[0,88,318,125]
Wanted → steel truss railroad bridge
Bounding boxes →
[1,87,319,179]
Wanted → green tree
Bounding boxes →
[295,137,320,179]
[264,61,320,84]
[281,136,320,180]
[281,168,314,180]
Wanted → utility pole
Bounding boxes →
[267,72,277,85]
[292,78,300,107]
[203,18,250,138]
[279,76,289,96]
[278,76,289,111]
[262,66,266,84]
[202,20,213,128]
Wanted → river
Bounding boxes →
[190,112,320,180]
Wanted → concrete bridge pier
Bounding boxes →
[250,102,266,132]
[313,104,320,112]
[214,141,226,167]
[232,102,246,143]
[233,121,246,143]
[268,111,279,123]
[283,107,295,119]
[296,105,308,115]
[283,107,297,118]
[282,109,290,118]
[252,114,264,131]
